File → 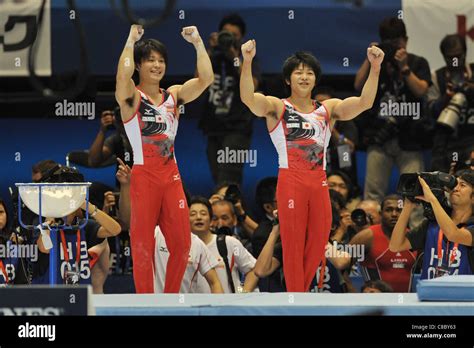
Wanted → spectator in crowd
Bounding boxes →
[317,87,359,188]
[33,198,121,285]
[390,171,474,279]
[251,177,278,257]
[354,17,431,206]
[193,197,259,293]
[88,109,133,180]
[328,171,361,212]
[200,13,261,186]
[0,198,28,285]
[428,34,474,173]
[349,194,417,292]
[361,280,393,293]
[355,199,382,226]
[250,177,281,291]
[254,208,351,293]
[154,224,224,294]
[31,159,58,183]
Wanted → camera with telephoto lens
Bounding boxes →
[351,209,372,228]
[397,171,457,220]
[211,30,237,59]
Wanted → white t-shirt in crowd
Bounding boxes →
[154,226,218,293]
[195,234,256,293]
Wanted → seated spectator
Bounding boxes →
[349,194,417,292]
[390,171,474,279]
[327,171,361,212]
[361,280,393,293]
[0,198,28,285]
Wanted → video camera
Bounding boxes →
[397,171,457,220]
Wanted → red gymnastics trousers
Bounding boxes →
[276,168,332,292]
[129,164,191,293]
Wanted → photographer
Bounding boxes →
[354,17,431,204]
[209,182,258,240]
[200,14,261,186]
[0,199,28,285]
[32,167,121,285]
[88,109,133,183]
[428,34,474,173]
[389,171,474,279]
[349,195,417,292]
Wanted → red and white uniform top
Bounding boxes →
[123,88,179,167]
[269,99,331,170]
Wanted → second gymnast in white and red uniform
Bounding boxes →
[240,40,385,292]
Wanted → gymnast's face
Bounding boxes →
[288,63,316,97]
[189,203,211,233]
[137,50,166,84]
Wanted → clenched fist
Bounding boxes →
[181,26,201,44]
[241,39,256,61]
[367,45,384,69]
[129,24,144,42]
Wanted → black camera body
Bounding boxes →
[224,184,241,205]
[397,171,457,220]
[351,208,372,228]
[40,165,84,183]
[211,30,237,59]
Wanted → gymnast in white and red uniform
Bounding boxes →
[115,25,214,293]
[240,40,385,292]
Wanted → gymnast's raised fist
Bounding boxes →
[241,39,256,61]
[128,24,144,42]
[367,45,384,69]
[181,26,202,44]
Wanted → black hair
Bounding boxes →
[327,170,355,200]
[329,189,347,210]
[0,198,10,236]
[190,196,213,218]
[213,181,238,195]
[32,159,57,176]
[381,194,403,211]
[361,280,393,293]
[379,17,407,42]
[282,51,322,90]
[218,13,246,37]
[255,177,278,209]
[440,34,467,56]
[457,169,474,188]
[134,39,168,68]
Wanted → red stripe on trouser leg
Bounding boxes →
[130,167,161,293]
[277,169,332,292]
[159,179,191,293]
